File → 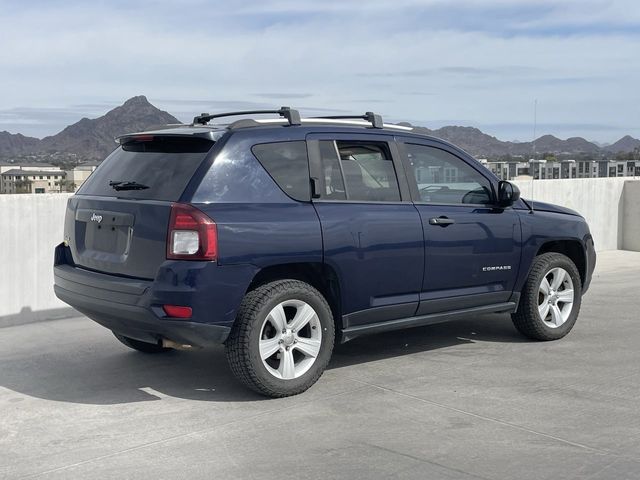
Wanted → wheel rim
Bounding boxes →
[259,300,322,380]
[538,267,574,328]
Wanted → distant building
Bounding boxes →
[605,159,640,177]
[0,160,102,194]
[65,161,100,192]
[485,158,639,181]
[1,167,66,194]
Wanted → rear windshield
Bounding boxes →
[77,136,214,201]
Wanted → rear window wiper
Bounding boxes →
[109,180,150,191]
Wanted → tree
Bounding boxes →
[14,179,32,194]
[55,179,76,193]
[615,151,636,161]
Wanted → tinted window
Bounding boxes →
[317,140,346,200]
[405,144,493,205]
[252,141,310,201]
[77,136,214,201]
[317,140,400,202]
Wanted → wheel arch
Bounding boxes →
[536,240,586,287]
[245,262,342,331]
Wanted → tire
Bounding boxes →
[225,279,335,398]
[113,333,172,353]
[512,252,582,341]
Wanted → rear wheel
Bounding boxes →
[113,333,172,353]
[225,279,335,397]
[512,252,582,341]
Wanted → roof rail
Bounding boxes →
[311,112,384,129]
[236,118,414,131]
[192,106,301,126]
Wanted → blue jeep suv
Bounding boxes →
[54,107,596,397]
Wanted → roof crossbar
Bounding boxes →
[311,112,383,129]
[192,106,301,126]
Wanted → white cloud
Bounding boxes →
[0,0,638,142]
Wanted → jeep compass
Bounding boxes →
[54,107,596,397]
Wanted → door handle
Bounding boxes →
[429,216,455,226]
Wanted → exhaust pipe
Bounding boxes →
[161,338,196,350]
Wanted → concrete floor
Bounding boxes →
[1,250,639,479]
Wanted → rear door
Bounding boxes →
[66,135,215,279]
[398,139,521,315]
[307,133,424,327]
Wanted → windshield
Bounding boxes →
[77,136,214,201]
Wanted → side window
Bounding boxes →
[316,140,401,202]
[252,141,310,201]
[405,144,493,205]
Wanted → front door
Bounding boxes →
[398,139,521,315]
[307,133,424,327]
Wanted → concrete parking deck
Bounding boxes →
[1,250,639,479]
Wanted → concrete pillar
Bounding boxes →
[623,181,640,252]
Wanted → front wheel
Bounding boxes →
[225,279,335,397]
[512,252,582,341]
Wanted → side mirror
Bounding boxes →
[497,181,520,207]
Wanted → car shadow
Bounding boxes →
[0,313,525,405]
[330,313,526,368]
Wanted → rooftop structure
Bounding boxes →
[0,162,59,174]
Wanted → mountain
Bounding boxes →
[529,134,601,155]
[412,126,601,157]
[604,135,640,153]
[0,96,637,160]
[37,96,179,159]
[414,126,519,157]
[0,131,40,156]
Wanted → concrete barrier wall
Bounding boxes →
[0,194,73,324]
[0,178,638,322]
[514,178,638,252]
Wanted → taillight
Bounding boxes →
[133,134,154,142]
[167,203,217,261]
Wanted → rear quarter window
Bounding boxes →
[77,136,214,201]
[251,141,310,201]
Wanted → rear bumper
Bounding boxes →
[53,243,256,348]
[54,279,230,346]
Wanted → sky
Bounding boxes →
[0,0,638,144]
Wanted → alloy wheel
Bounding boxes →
[538,267,574,328]
[259,300,322,380]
